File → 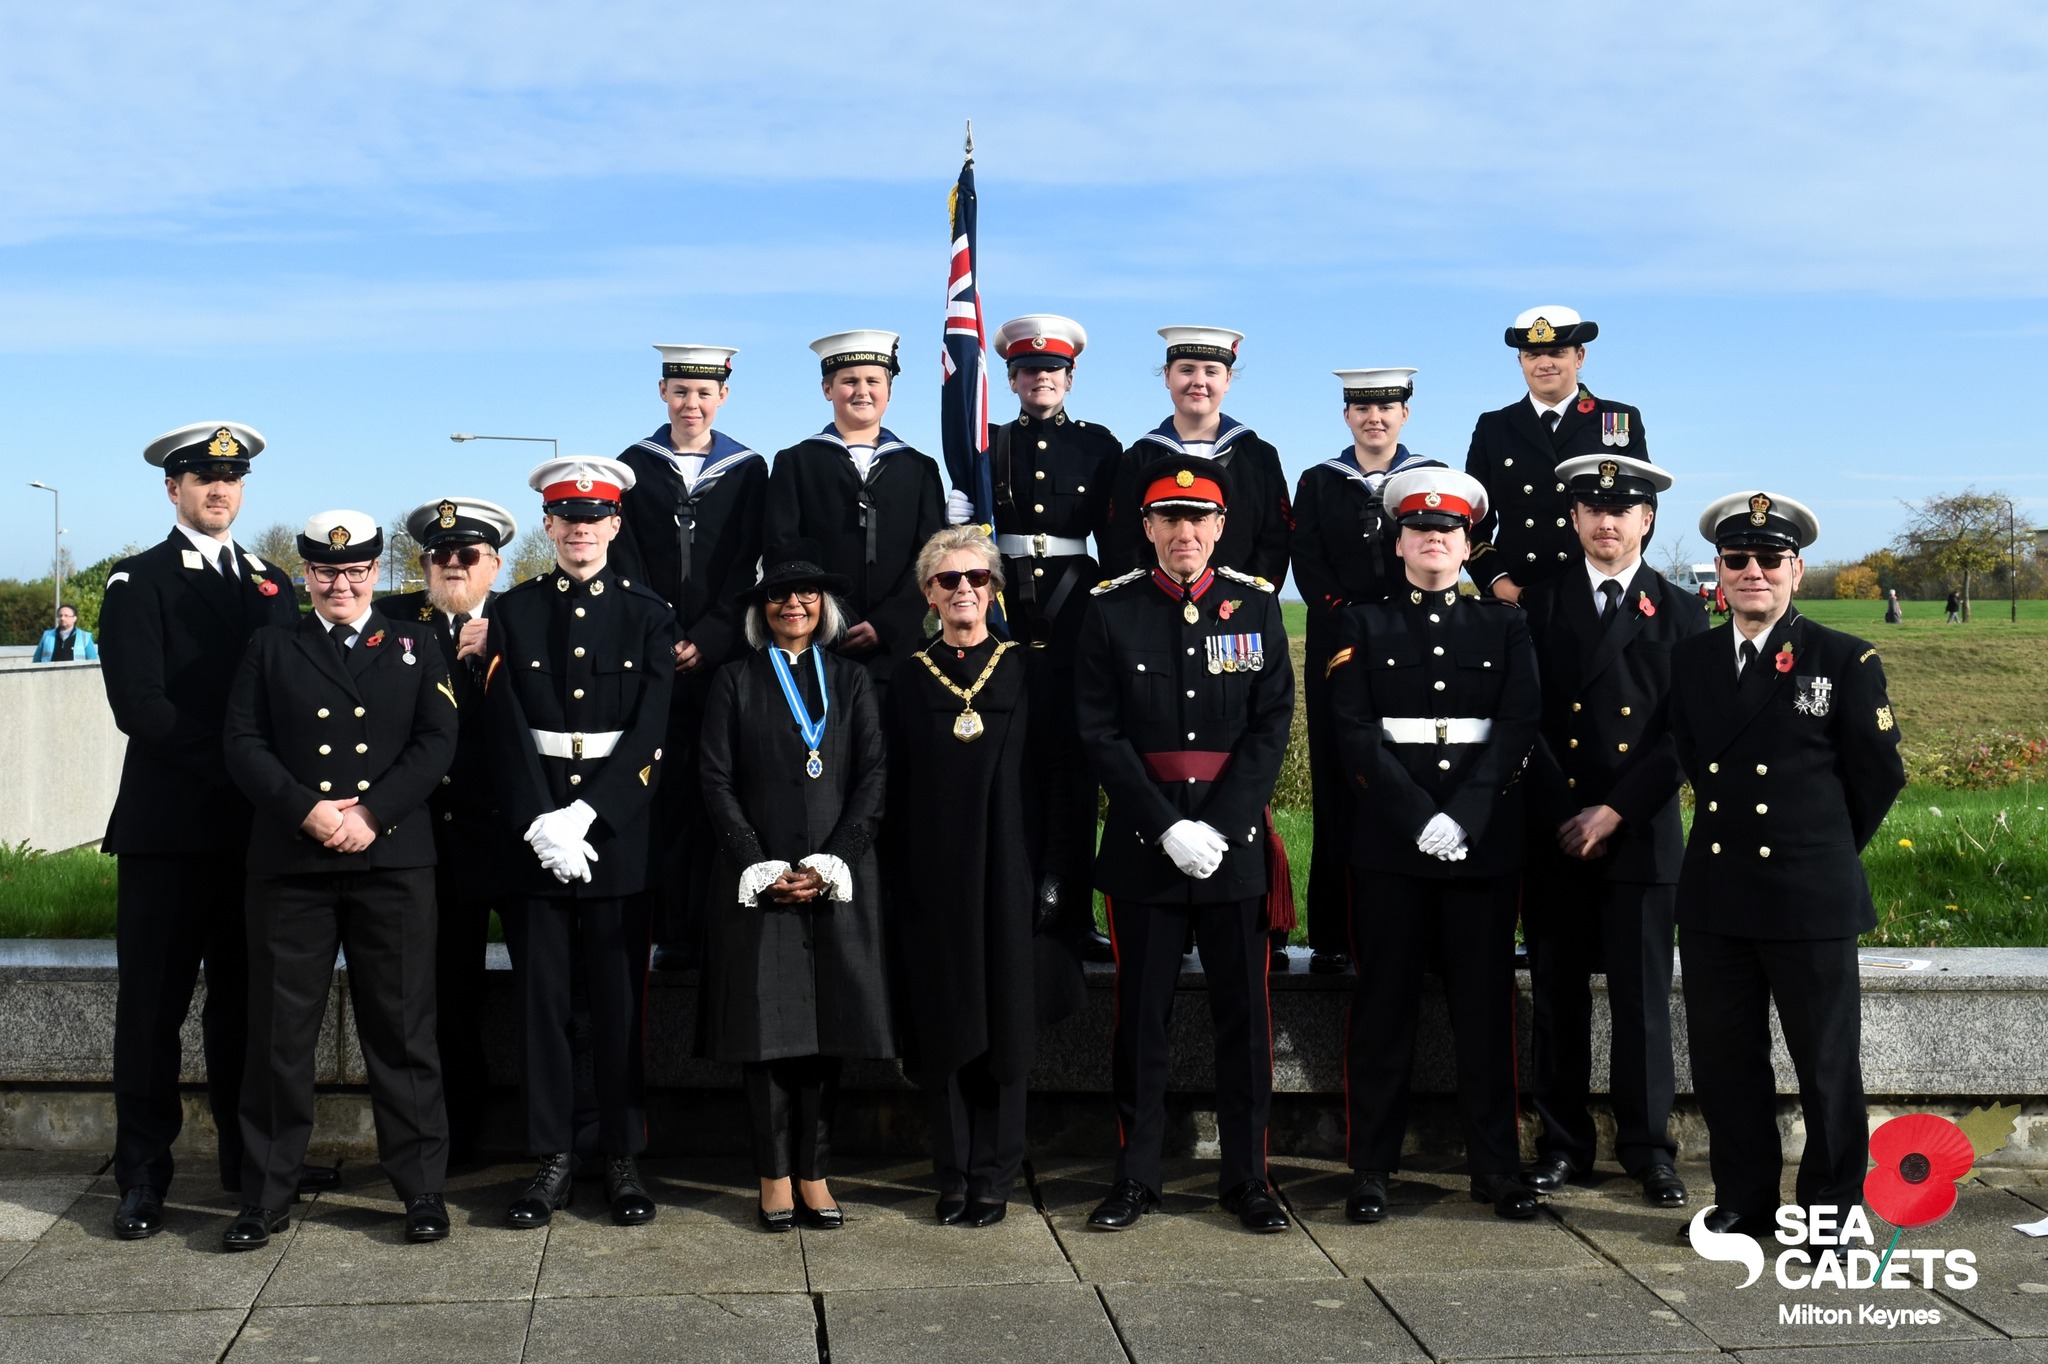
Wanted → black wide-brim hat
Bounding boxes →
[736,539,852,606]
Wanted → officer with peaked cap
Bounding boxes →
[379,496,520,1157]
[611,343,768,974]
[1518,455,1704,1211]
[764,331,944,691]
[220,510,459,1249]
[1103,327,1292,594]
[945,313,1122,961]
[1075,457,1296,1234]
[96,423,328,1240]
[484,457,676,1229]
[1292,368,1446,976]
[1463,306,1651,603]
[1325,466,1542,1223]
[1668,491,1903,1243]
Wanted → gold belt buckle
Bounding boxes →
[571,732,585,760]
[1434,718,1449,744]
[1033,533,1049,557]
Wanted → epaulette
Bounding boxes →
[1215,565,1275,593]
[616,575,669,604]
[1090,567,1148,596]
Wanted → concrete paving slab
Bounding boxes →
[1270,1157,1471,1212]
[799,1200,1077,1291]
[0,1308,244,1364]
[1545,1186,1709,1268]
[526,1292,819,1364]
[1625,1257,1991,1351]
[0,1151,109,1178]
[256,1195,546,1307]
[0,1184,290,1315]
[0,1177,93,1240]
[1907,1183,2048,1337]
[824,1282,1126,1364]
[228,1301,529,1363]
[1047,1203,1343,1287]
[535,1200,808,1298]
[1734,1344,2044,1364]
[1102,1277,1428,1363]
[1369,1265,1719,1359]
[0,1240,31,1280]
[1298,1200,1602,1277]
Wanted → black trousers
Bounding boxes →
[743,1056,842,1180]
[1300,640,1356,956]
[650,694,712,951]
[432,871,497,1153]
[1106,895,1271,1196]
[1346,872,1521,1176]
[113,852,249,1194]
[240,868,448,1211]
[1527,876,1678,1174]
[503,895,650,1157]
[1679,927,1866,1217]
[1031,663,1103,944]
[929,1051,1027,1202]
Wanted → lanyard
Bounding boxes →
[768,646,830,779]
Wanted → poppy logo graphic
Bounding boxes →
[1688,1207,1765,1287]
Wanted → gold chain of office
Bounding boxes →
[915,640,1014,742]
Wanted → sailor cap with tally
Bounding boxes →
[529,457,636,517]
[1557,454,1672,507]
[143,421,265,477]
[994,314,1087,370]
[405,497,517,551]
[654,344,737,382]
[1135,456,1232,514]
[1159,325,1244,366]
[1383,468,1489,530]
[1505,304,1599,349]
[810,330,901,376]
[1698,490,1819,552]
[299,509,382,564]
[1334,368,1417,404]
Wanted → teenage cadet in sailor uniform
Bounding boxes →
[96,422,331,1241]
[1464,306,1651,603]
[1326,468,1542,1223]
[1292,369,1444,976]
[1669,491,1904,1242]
[612,344,768,973]
[764,331,945,691]
[377,496,520,1159]
[1075,458,1296,1235]
[1519,456,1703,1211]
[1102,327,1292,590]
[944,314,1121,962]
[485,458,675,1229]
[221,511,459,1249]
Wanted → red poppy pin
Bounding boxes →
[257,579,280,596]
[1774,641,1795,674]
[1575,396,1596,414]
[1219,599,1241,621]
[1636,591,1656,617]
[365,630,385,649]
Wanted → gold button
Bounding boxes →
[1438,759,1451,771]
[443,812,453,823]
[1708,762,1719,774]
[575,607,586,617]
[1429,614,1440,622]
[1756,803,1768,814]
[319,744,331,755]
[1567,778,1576,789]
[1186,690,1196,698]
[1759,846,1772,858]
[440,775,452,786]
[1078,485,1086,493]
[319,781,332,792]
[1711,842,1722,854]
[1034,567,1044,578]
[355,743,368,754]
[1136,664,1145,672]
[1524,518,1534,528]
[1708,801,1718,812]
[1569,739,1579,749]
[1522,484,1533,494]
[1433,681,1446,691]
[531,661,540,668]
[574,647,586,658]
[1756,764,1769,775]
[1036,440,1048,450]
[574,688,585,699]
[570,774,582,785]
[1571,702,1581,713]
[1034,503,1044,513]
[1556,518,1567,528]
[1187,777,1197,785]
[1620,706,1631,717]
[356,780,370,791]
[1035,469,1046,479]
[1186,732,1196,741]
[624,660,633,668]
[1433,646,1444,655]
[1617,743,1628,753]
[354,707,365,718]
[317,708,330,718]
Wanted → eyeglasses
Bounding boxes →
[428,546,487,568]
[767,588,821,605]
[928,569,994,591]
[307,564,375,585]
[1719,552,1790,572]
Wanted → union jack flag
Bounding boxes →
[941,147,992,525]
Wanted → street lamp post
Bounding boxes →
[27,482,61,627]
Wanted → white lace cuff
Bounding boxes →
[737,860,791,905]
[800,854,854,902]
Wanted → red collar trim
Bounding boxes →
[1150,567,1216,602]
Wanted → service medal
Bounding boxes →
[806,750,824,779]
[1183,601,1200,625]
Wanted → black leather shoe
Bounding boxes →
[507,1153,574,1229]
[113,1185,165,1240]
[1220,1179,1291,1233]
[1268,938,1293,972]
[1309,951,1352,976]
[964,1200,1007,1228]
[1640,1163,1688,1209]
[795,1193,843,1230]
[222,1205,288,1251]
[1472,1173,1539,1220]
[1087,1179,1160,1230]
[1677,1205,1771,1243]
[1523,1154,1578,1193]
[296,1164,341,1194]
[405,1193,451,1243]
[650,941,698,973]
[605,1156,657,1226]
[1076,930,1116,964]
[935,1195,968,1225]
[757,1203,794,1232]
[1344,1172,1389,1224]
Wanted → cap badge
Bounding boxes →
[1175,470,1195,488]
[1749,493,1773,527]
[1424,491,1443,507]
[1526,317,1557,345]
[327,525,351,548]
[436,499,457,529]
[1031,335,1047,350]
[574,475,593,492]
[1598,460,1617,489]
[207,428,241,461]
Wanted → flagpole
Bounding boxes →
[965,118,973,164]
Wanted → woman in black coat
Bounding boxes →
[699,541,892,1232]
[885,528,1085,1227]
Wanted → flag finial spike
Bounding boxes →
[964,119,974,162]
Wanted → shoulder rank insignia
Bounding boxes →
[435,678,458,708]
[1215,565,1275,593]
[1858,647,1879,664]
[1090,567,1147,596]
[243,552,267,575]
[419,604,436,621]
[181,549,205,571]
[1324,646,1355,679]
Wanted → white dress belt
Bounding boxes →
[531,729,623,759]
[1380,717,1495,745]
[996,532,1090,558]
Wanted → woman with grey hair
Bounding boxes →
[700,540,892,1232]
[885,527,1085,1226]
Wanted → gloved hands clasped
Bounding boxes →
[1161,819,1230,879]
[1416,811,1468,862]
[525,799,600,883]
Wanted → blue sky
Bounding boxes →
[3,2,2044,585]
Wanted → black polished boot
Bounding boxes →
[507,1153,575,1229]
[606,1156,657,1225]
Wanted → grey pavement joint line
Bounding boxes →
[1272,1175,1349,1281]
[810,1290,830,1364]
[1091,1283,1141,1364]
[215,1181,315,1362]
[1026,1159,1091,1287]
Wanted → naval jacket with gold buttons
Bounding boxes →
[1074,563,1294,905]
[989,409,1121,662]
[223,607,460,876]
[1668,606,1905,939]
[1326,586,1539,878]
[483,562,676,897]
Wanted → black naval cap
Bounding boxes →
[1505,304,1599,350]
[1698,490,1820,553]
[738,538,852,606]
[298,509,383,564]
[1557,454,1673,508]
[405,497,518,551]
[144,421,264,477]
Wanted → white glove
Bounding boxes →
[1417,812,1468,862]
[945,489,976,525]
[1162,819,1230,879]
[525,801,600,883]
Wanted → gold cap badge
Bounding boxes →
[1424,491,1442,507]
[1175,470,1195,488]
[328,525,351,547]
[1031,335,1047,350]
[1749,493,1773,526]
[1598,459,1617,488]
[207,428,241,461]
[1525,317,1557,345]
[436,499,457,529]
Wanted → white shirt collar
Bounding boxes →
[1584,556,1640,607]
[441,600,485,627]
[1529,390,1577,419]
[174,522,234,564]
[1731,616,1778,669]
[319,606,375,638]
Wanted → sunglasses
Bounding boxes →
[307,564,376,585]
[767,588,821,605]
[428,545,487,567]
[1720,552,1790,572]
[929,569,994,591]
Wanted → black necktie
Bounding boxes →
[1598,579,1623,622]
[452,613,482,682]
[216,544,235,578]
[332,627,356,663]
[1738,639,1758,683]
[1544,409,1561,437]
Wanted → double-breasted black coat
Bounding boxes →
[222,610,460,875]
[988,411,1121,661]
[698,645,894,1062]
[884,639,1085,1086]
[1101,417,1292,589]
[1669,607,1906,938]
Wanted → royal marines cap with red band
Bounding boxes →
[1158,325,1244,367]
[1135,456,1232,515]
[994,314,1087,371]
[298,509,383,564]
[653,344,738,382]
[1383,467,1490,530]
[1698,490,1820,552]
[143,421,265,477]
[1505,304,1599,350]
[528,456,636,518]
